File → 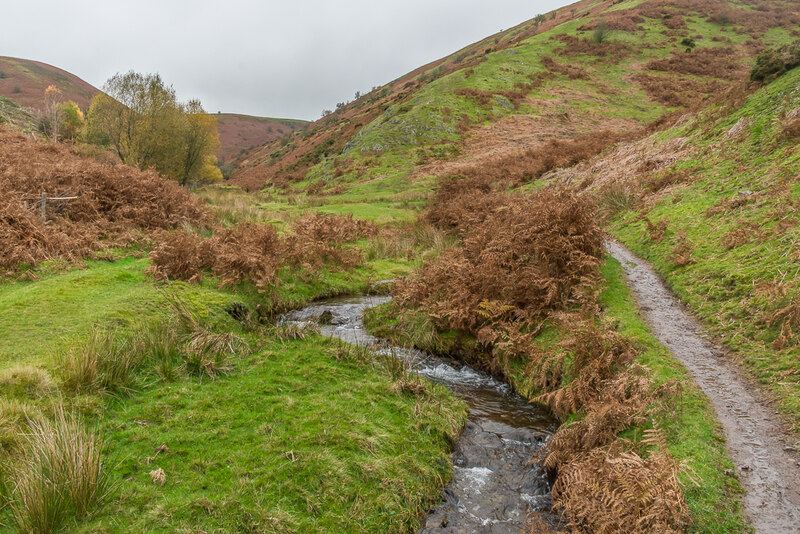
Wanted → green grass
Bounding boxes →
[608,66,800,436]
[310,202,419,223]
[255,199,421,225]
[0,257,233,370]
[67,335,466,533]
[0,250,413,372]
[598,256,749,534]
[0,247,466,532]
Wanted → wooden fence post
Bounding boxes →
[41,192,46,222]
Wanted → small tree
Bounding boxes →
[178,99,222,186]
[86,71,221,185]
[39,85,64,140]
[60,101,85,141]
[592,21,611,44]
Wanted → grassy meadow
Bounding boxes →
[0,188,467,533]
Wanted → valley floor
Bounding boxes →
[0,251,467,533]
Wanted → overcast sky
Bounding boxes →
[1,0,571,121]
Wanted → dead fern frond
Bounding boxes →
[550,439,691,534]
[669,232,696,267]
[645,218,669,243]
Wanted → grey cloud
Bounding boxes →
[1,0,570,120]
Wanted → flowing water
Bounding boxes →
[283,296,560,533]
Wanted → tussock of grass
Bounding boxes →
[6,406,109,534]
[141,322,184,383]
[0,366,57,400]
[58,307,251,393]
[0,399,42,458]
[59,327,146,395]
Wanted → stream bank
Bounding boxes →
[284,296,560,533]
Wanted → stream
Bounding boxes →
[284,295,560,533]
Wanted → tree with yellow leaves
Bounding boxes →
[178,99,222,185]
[86,71,221,186]
[39,85,64,140]
[60,101,85,141]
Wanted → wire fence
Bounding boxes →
[20,192,78,221]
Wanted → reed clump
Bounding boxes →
[5,406,109,534]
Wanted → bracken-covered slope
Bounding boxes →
[230,0,800,196]
[215,113,307,166]
[0,127,209,269]
[556,63,800,435]
[0,56,100,110]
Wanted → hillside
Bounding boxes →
[0,57,306,166]
[215,113,307,165]
[555,62,800,435]
[0,96,36,134]
[4,1,800,532]
[0,56,99,110]
[230,0,800,197]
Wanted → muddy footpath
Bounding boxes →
[608,241,800,534]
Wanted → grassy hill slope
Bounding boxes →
[230,0,800,204]
[556,62,800,437]
[0,96,36,134]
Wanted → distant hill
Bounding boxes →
[215,113,307,165]
[0,57,306,164]
[229,0,800,192]
[0,56,99,110]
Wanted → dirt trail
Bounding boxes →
[607,241,800,534]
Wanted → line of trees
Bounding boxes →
[86,71,222,186]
